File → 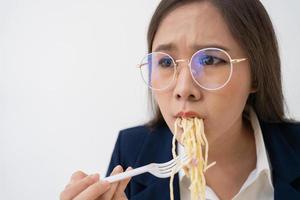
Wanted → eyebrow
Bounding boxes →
[192,44,230,52]
[153,43,175,52]
[153,43,230,52]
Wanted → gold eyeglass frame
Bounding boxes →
[138,47,247,91]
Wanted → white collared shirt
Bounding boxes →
[177,108,274,200]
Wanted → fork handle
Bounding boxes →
[103,165,149,183]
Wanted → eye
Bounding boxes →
[199,55,226,66]
[158,57,174,68]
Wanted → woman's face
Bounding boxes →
[152,1,255,144]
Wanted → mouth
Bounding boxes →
[173,111,205,145]
[175,111,202,119]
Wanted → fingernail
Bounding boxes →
[115,165,122,171]
[192,158,198,166]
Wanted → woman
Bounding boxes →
[60,0,300,199]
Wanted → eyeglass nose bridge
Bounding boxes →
[173,58,193,81]
[173,58,199,89]
[174,59,191,72]
[175,59,190,65]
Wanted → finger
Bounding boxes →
[112,192,128,200]
[73,180,111,200]
[101,165,124,200]
[112,167,132,199]
[60,174,100,200]
[70,170,88,184]
[64,171,88,190]
[118,193,128,200]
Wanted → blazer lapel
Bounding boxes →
[260,120,300,199]
[273,176,300,199]
[130,125,181,200]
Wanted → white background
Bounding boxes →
[0,1,299,200]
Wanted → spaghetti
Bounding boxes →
[169,117,216,200]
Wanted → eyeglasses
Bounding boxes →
[138,47,247,91]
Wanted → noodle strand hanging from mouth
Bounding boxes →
[169,117,216,200]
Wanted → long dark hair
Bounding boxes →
[145,0,293,129]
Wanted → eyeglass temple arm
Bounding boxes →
[231,58,247,64]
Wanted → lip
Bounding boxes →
[175,111,202,118]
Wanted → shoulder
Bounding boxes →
[117,125,152,150]
[279,121,300,133]
[106,125,151,175]
[260,120,300,185]
[115,125,152,166]
[119,125,150,140]
[277,121,300,148]
[261,120,300,139]
[273,121,300,139]
[117,124,166,148]
[118,124,166,142]
[261,120,300,154]
[116,124,168,165]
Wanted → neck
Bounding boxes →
[207,116,255,166]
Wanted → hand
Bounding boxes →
[60,165,132,200]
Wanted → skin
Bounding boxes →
[152,1,257,200]
[60,166,132,200]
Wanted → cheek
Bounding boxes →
[153,91,175,130]
[204,66,252,132]
[154,90,168,103]
[153,92,169,115]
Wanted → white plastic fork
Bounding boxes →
[103,153,189,183]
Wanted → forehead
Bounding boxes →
[152,1,240,54]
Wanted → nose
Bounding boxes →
[173,62,202,102]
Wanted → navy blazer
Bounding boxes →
[106,120,300,200]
